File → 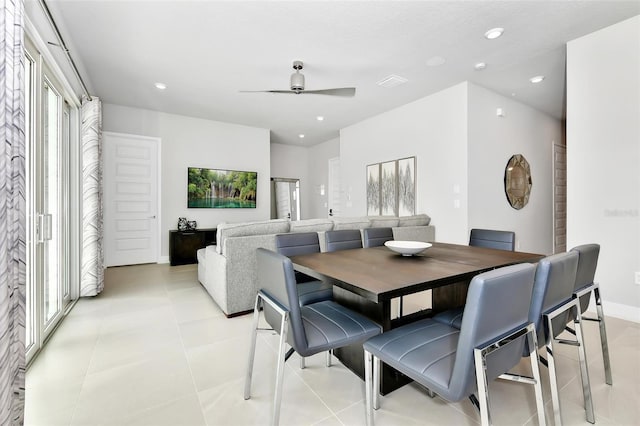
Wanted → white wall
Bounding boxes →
[467,83,561,254]
[308,138,340,219]
[567,16,640,321]
[102,104,271,260]
[270,143,310,219]
[340,83,469,243]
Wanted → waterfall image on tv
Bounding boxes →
[188,167,257,208]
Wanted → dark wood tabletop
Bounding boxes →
[290,242,543,303]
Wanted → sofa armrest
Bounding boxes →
[204,246,228,313]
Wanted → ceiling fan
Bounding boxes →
[241,61,355,97]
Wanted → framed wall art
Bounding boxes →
[366,156,416,216]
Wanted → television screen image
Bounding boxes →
[188,167,257,208]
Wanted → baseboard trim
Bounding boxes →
[588,299,640,323]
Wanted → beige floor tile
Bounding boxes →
[200,369,334,426]
[186,334,276,392]
[168,285,224,323]
[122,393,206,426]
[179,312,253,349]
[25,375,84,426]
[71,352,196,425]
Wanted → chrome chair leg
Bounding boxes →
[594,286,613,385]
[300,356,305,369]
[527,328,547,426]
[244,294,261,400]
[364,350,374,426]
[575,310,595,423]
[545,321,563,426]
[473,346,492,426]
[272,313,289,426]
[326,349,332,367]
[373,355,380,410]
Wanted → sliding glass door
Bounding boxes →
[25,39,77,363]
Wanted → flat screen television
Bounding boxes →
[188,167,257,208]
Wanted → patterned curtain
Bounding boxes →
[0,0,26,424]
[80,96,104,297]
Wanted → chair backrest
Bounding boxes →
[469,229,516,251]
[528,251,579,346]
[363,227,394,248]
[449,263,537,401]
[275,232,321,256]
[325,229,363,252]
[570,244,600,314]
[256,248,308,351]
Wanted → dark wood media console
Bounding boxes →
[169,228,217,266]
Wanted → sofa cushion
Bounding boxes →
[289,218,334,233]
[369,216,400,228]
[332,216,371,230]
[217,219,290,255]
[398,214,431,227]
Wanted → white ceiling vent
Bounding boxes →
[376,74,408,88]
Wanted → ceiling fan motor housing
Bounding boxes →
[290,72,305,91]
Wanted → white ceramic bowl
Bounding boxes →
[384,241,432,256]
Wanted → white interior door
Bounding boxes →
[104,132,160,266]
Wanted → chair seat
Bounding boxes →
[297,280,333,306]
[299,301,382,357]
[364,319,459,398]
[432,308,464,329]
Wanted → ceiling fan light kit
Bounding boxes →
[241,60,356,97]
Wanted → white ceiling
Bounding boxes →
[29,1,640,146]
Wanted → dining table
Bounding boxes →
[290,242,544,394]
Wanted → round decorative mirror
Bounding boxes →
[504,154,532,210]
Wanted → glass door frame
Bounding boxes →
[24,34,81,364]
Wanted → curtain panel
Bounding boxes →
[80,96,104,297]
[0,0,27,424]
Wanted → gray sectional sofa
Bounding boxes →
[197,215,435,316]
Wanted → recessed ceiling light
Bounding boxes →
[298,134,305,139]
[529,75,545,84]
[154,82,167,90]
[474,62,487,70]
[316,116,324,121]
[484,28,504,40]
[426,56,446,67]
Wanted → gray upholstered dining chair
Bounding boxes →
[245,248,382,426]
[528,251,594,425]
[275,232,334,369]
[433,229,516,328]
[325,229,363,252]
[469,228,516,251]
[569,244,612,385]
[363,227,393,248]
[363,263,545,426]
[275,232,333,306]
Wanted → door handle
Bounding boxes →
[37,213,53,243]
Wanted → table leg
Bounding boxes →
[431,280,470,314]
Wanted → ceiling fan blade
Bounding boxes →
[238,90,297,94]
[239,87,356,97]
[301,87,356,97]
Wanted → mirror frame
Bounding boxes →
[504,154,532,210]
